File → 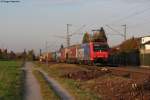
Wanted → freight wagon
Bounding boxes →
[66,44,80,64]
[51,52,57,62]
[60,48,68,63]
[60,45,79,63]
[39,52,52,62]
[55,51,61,62]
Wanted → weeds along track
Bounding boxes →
[108,67,150,80]
[52,63,150,81]
[75,65,150,100]
[62,65,111,81]
[78,64,150,80]
[39,63,150,100]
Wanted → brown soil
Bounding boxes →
[63,69,110,81]
[60,64,150,100]
[81,76,150,100]
[44,63,150,100]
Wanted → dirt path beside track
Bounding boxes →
[23,62,43,100]
[23,62,74,100]
[37,69,74,100]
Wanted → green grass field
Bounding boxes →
[33,70,60,100]
[0,61,23,100]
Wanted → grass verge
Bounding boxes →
[34,62,100,100]
[0,61,23,100]
[33,70,60,100]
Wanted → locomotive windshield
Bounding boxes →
[93,43,109,51]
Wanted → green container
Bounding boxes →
[140,53,150,66]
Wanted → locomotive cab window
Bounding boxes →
[93,43,109,52]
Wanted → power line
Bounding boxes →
[128,17,150,28]
[66,24,72,47]
[105,25,124,36]
[122,24,127,41]
[110,7,150,25]
[105,6,150,42]
[85,3,150,29]
[105,25,127,41]
[69,25,86,36]
[52,25,86,47]
[53,35,66,39]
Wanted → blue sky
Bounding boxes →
[0,0,150,53]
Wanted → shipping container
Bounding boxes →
[60,48,68,63]
[82,43,91,60]
[67,44,80,63]
[56,51,61,62]
[51,52,56,62]
[77,45,84,61]
[77,43,91,64]
[40,52,52,62]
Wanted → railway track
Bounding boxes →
[106,67,150,80]
[77,64,150,80]
[108,67,150,74]
[39,62,150,100]
[41,62,150,80]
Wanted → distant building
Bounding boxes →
[141,36,150,50]
[140,35,150,67]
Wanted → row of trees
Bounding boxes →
[110,37,141,54]
[0,49,36,61]
[21,49,36,61]
[0,49,16,60]
[82,27,107,43]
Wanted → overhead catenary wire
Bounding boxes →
[105,25,124,37]
[85,3,150,29]
[105,5,150,42]
[69,25,86,36]
[128,16,150,28]
[40,41,61,52]
[52,25,86,47]
[41,2,150,53]
[105,24,127,42]
[53,25,86,39]
[109,6,150,25]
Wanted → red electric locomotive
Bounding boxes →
[78,42,109,65]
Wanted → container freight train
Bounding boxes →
[40,42,109,65]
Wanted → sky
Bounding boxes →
[0,0,150,53]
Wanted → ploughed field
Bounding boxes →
[0,61,23,100]
[36,62,150,100]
